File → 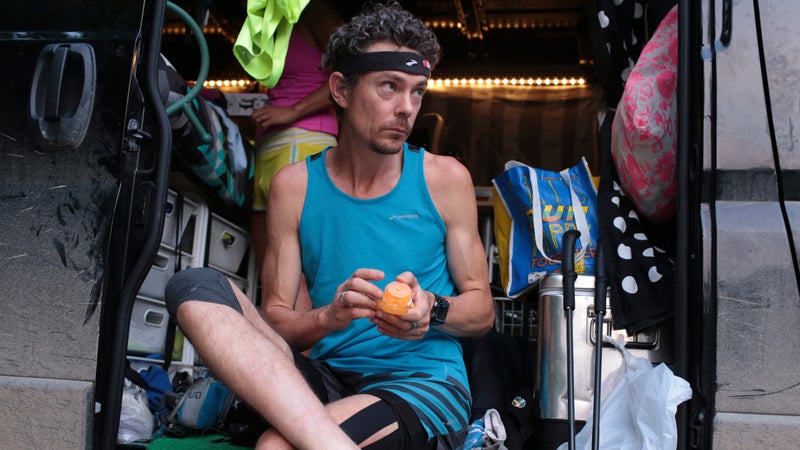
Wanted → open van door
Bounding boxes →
[692,0,800,448]
[0,0,172,447]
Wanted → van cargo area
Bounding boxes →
[1,1,799,449]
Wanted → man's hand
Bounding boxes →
[372,271,433,340]
[325,268,384,328]
[251,103,299,130]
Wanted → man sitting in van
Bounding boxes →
[164,1,494,449]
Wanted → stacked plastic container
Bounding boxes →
[207,212,258,300]
[127,189,209,367]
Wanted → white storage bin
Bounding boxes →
[128,188,209,368]
[184,192,209,259]
[139,248,197,300]
[214,246,259,303]
[161,189,197,248]
[207,213,250,274]
[139,251,175,300]
[128,297,169,356]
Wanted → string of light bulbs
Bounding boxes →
[199,76,587,92]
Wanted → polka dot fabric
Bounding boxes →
[590,0,648,105]
[597,116,674,334]
[589,0,677,105]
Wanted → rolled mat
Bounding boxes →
[147,434,252,450]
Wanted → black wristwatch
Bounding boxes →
[430,293,449,325]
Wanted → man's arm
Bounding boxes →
[260,161,379,350]
[252,83,332,130]
[424,152,495,337]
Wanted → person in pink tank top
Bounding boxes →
[249,0,343,302]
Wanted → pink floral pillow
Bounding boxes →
[611,5,678,223]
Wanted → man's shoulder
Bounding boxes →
[422,150,475,218]
[271,159,309,197]
[422,149,470,180]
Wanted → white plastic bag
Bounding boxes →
[117,379,155,444]
[558,335,692,450]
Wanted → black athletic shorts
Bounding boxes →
[164,267,434,449]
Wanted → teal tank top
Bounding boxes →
[300,144,471,439]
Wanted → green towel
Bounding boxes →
[233,0,310,88]
[147,433,252,450]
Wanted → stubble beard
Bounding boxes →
[370,119,410,155]
[369,140,404,155]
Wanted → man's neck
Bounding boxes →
[326,143,404,199]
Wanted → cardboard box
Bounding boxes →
[226,93,269,117]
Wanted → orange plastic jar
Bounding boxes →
[380,281,413,315]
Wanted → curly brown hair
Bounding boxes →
[321,0,441,74]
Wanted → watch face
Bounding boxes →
[432,295,449,324]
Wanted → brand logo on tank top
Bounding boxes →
[388,214,419,220]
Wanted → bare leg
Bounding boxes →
[174,283,358,450]
[256,394,399,449]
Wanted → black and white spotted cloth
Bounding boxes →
[589,0,676,105]
[597,115,674,334]
[589,0,678,333]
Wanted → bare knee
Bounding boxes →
[256,428,293,450]
[164,267,243,323]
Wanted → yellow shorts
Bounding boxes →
[251,127,337,211]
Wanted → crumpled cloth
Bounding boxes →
[206,102,248,173]
[233,0,309,88]
[458,408,508,450]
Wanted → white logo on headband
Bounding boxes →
[405,59,419,67]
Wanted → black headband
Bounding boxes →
[333,51,432,78]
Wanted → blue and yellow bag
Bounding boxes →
[492,158,599,298]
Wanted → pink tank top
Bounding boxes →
[255,29,338,139]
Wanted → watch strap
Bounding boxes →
[430,293,449,325]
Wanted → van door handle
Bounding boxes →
[719,0,732,49]
[44,45,68,121]
[29,43,96,149]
